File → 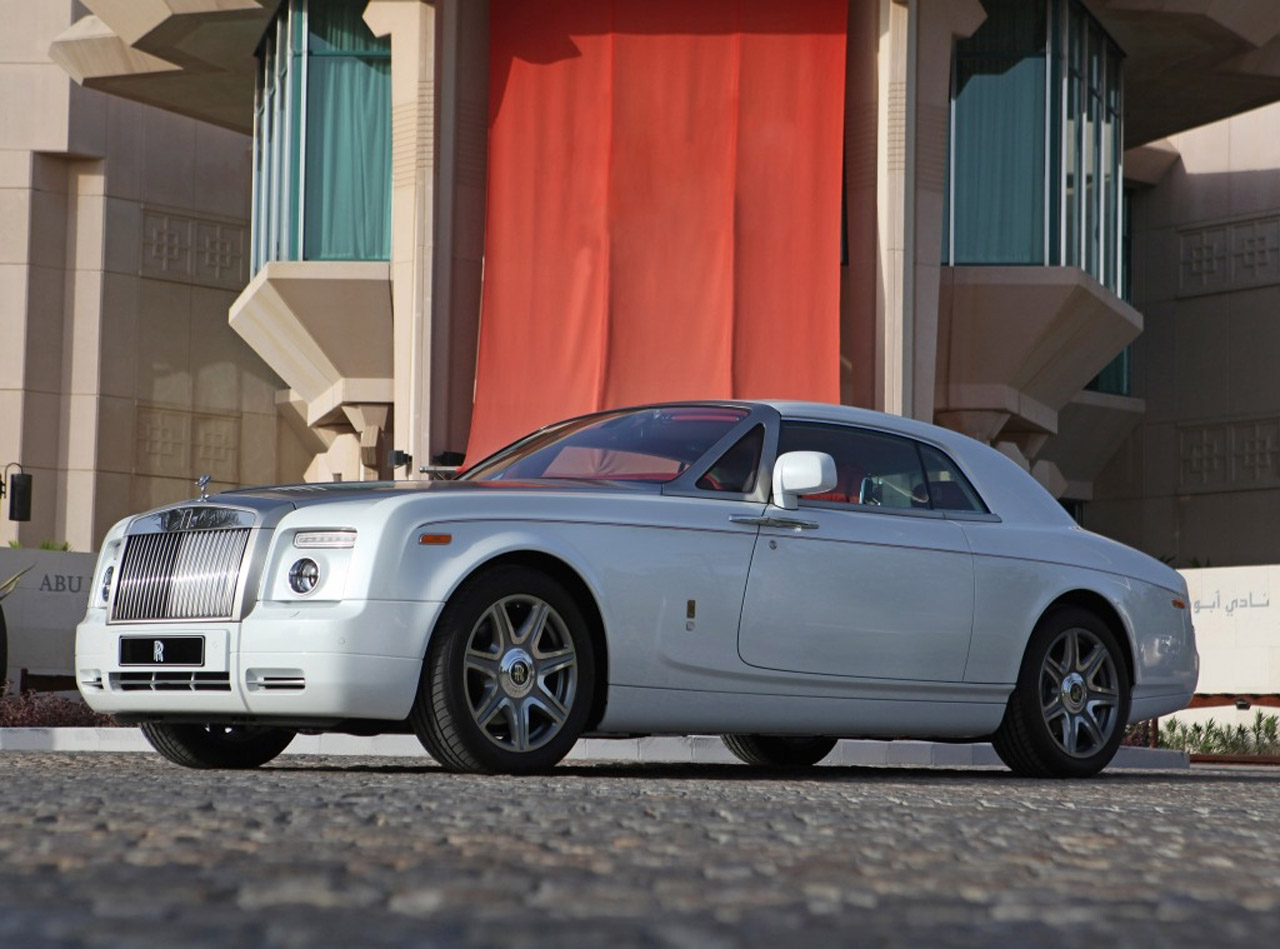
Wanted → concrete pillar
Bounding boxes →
[873,0,984,422]
[364,0,437,475]
[875,0,913,418]
[365,0,487,470]
[842,0,879,410]
[431,0,487,463]
[57,160,108,553]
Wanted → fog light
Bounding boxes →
[288,558,320,595]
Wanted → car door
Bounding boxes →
[737,422,977,682]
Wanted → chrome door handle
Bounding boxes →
[729,515,820,531]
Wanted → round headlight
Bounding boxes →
[288,558,320,595]
[100,565,114,605]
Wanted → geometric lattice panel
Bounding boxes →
[135,405,240,483]
[1179,214,1280,298]
[141,205,247,291]
[1178,418,1280,492]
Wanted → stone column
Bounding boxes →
[364,0,437,474]
[874,0,984,421]
[875,0,913,418]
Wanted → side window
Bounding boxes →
[777,423,928,509]
[919,444,987,513]
[697,426,764,493]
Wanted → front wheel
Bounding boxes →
[411,565,595,774]
[722,735,837,767]
[992,607,1130,778]
[140,722,296,769]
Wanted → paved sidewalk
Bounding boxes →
[0,727,1189,769]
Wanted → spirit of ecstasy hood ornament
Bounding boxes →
[194,473,211,502]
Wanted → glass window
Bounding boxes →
[1086,347,1130,396]
[697,426,764,493]
[918,445,987,513]
[251,0,391,273]
[945,0,1124,293]
[950,0,1047,265]
[304,0,391,261]
[778,424,930,510]
[1085,190,1132,397]
[464,407,749,483]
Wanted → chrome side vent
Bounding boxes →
[245,669,306,692]
[112,528,250,622]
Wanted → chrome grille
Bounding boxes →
[111,671,232,692]
[112,528,251,621]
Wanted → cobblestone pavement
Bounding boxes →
[2,753,1279,948]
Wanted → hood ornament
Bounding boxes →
[194,473,211,502]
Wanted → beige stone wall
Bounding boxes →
[1090,103,1280,566]
[0,0,305,552]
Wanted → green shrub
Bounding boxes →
[1160,710,1280,756]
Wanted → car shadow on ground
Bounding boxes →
[261,758,1280,783]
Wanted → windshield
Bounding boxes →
[463,406,750,483]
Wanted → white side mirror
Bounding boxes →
[772,451,837,510]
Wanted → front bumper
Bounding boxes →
[75,598,444,722]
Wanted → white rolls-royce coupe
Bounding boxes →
[76,401,1197,777]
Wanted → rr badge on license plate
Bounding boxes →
[119,636,204,666]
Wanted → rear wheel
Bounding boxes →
[722,735,837,767]
[411,565,595,774]
[140,722,296,769]
[992,607,1130,778]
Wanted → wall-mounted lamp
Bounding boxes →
[1,463,32,522]
[418,451,465,481]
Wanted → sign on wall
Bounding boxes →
[0,548,96,691]
[1180,565,1278,695]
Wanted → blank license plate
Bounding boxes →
[120,636,204,666]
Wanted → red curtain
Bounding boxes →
[466,0,847,462]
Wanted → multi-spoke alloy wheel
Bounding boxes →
[992,607,1131,778]
[1038,626,1120,759]
[462,594,578,754]
[411,566,595,774]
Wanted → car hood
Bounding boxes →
[218,478,656,507]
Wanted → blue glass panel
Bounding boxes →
[303,53,391,261]
[951,55,1046,264]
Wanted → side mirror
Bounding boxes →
[772,451,837,511]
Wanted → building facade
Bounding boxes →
[19,0,1280,562]
[0,0,311,552]
[1087,103,1280,566]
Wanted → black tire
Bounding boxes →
[140,722,296,769]
[410,565,595,775]
[992,607,1131,778]
[722,734,837,767]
